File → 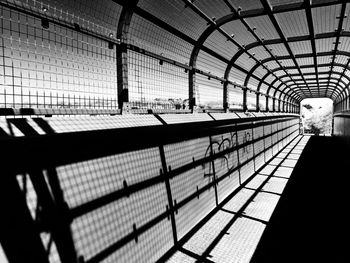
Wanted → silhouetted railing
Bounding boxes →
[0,114,299,263]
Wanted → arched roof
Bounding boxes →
[117,0,350,104]
[4,0,349,109]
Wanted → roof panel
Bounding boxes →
[275,10,309,38]
[317,56,330,65]
[228,0,264,11]
[265,74,277,84]
[331,73,341,79]
[274,80,282,87]
[286,68,299,74]
[300,68,315,74]
[248,78,260,90]
[319,73,330,78]
[195,0,231,18]
[338,37,350,54]
[260,83,269,93]
[197,50,227,77]
[235,53,257,71]
[138,0,208,39]
[289,40,312,55]
[267,43,290,56]
[334,54,349,65]
[342,72,350,83]
[304,74,316,79]
[221,20,256,46]
[265,61,280,70]
[254,66,269,78]
[229,68,247,85]
[269,0,304,7]
[333,66,344,73]
[342,3,350,32]
[244,15,280,40]
[315,37,336,52]
[205,30,239,60]
[279,59,295,67]
[296,57,313,66]
[319,66,331,72]
[129,15,193,63]
[249,46,271,61]
[312,4,341,34]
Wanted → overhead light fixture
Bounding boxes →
[42,7,48,12]
[109,33,114,38]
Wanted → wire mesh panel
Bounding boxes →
[127,51,188,109]
[164,137,217,239]
[264,124,273,160]
[211,132,240,203]
[0,5,118,109]
[195,74,223,109]
[259,95,266,111]
[4,0,123,35]
[170,168,217,240]
[227,84,244,110]
[196,50,227,77]
[247,91,257,111]
[1,114,300,263]
[128,14,193,64]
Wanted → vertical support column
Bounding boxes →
[117,43,129,110]
[272,98,276,112]
[256,93,260,112]
[243,89,247,112]
[189,69,196,111]
[117,0,139,111]
[266,96,269,112]
[223,81,228,111]
[278,99,281,112]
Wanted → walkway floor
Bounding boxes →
[166,135,348,263]
[251,135,348,263]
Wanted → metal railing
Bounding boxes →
[0,114,299,263]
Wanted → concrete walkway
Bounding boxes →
[167,135,312,263]
[251,135,348,263]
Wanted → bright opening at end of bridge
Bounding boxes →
[300,98,333,136]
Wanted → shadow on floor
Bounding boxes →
[251,136,349,263]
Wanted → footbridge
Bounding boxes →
[0,1,349,263]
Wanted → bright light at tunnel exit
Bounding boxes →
[300,98,333,136]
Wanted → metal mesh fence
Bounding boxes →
[127,50,188,109]
[0,5,118,109]
[2,114,300,263]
